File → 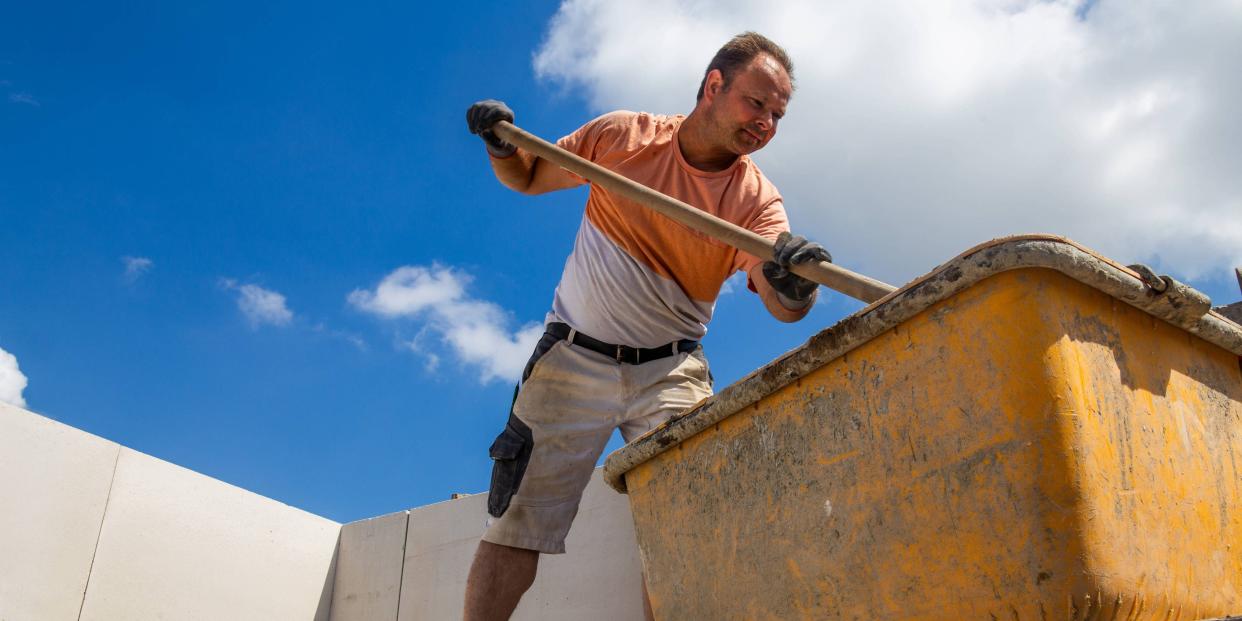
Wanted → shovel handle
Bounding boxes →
[491,120,896,304]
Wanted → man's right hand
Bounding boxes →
[761,232,831,309]
[466,100,517,158]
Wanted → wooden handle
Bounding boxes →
[491,120,896,304]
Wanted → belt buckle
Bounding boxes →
[615,345,624,363]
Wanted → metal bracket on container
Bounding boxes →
[1127,263,1212,325]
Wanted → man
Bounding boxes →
[463,32,831,620]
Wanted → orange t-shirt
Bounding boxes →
[548,110,790,347]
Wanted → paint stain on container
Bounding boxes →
[823,499,833,518]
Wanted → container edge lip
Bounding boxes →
[602,233,1242,493]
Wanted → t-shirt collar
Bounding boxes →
[671,116,747,179]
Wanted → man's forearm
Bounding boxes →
[750,264,815,322]
[765,282,815,322]
[774,289,813,312]
[489,149,540,194]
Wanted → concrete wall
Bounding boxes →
[0,402,119,620]
[330,471,646,621]
[0,402,340,621]
[0,401,645,620]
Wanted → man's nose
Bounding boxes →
[754,113,773,132]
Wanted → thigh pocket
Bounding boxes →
[487,413,534,518]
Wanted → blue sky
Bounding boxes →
[3,1,1240,523]
[0,0,854,521]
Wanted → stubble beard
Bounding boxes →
[704,108,750,157]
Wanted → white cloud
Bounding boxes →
[347,266,465,317]
[311,322,367,350]
[121,256,153,283]
[718,270,747,295]
[8,92,38,106]
[219,279,294,328]
[0,345,28,408]
[349,265,543,384]
[535,0,1242,285]
[420,350,441,373]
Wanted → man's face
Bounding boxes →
[702,54,793,156]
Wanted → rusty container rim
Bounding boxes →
[602,234,1242,493]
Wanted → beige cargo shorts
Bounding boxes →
[481,327,713,554]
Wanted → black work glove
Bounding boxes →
[466,99,517,158]
[762,231,832,306]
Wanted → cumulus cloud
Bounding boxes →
[121,256,153,283]
[219,279,294,328]
[0,345,28,408]
[535,0,1242,285]
[349,265,543,384]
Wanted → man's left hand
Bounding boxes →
[466,99,517,158]
[762,232,832,306]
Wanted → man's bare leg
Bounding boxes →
[463,540,539,621]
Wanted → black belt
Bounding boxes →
[547,322,698,365]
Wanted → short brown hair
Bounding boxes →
[696,32,795,102]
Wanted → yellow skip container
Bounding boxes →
[604,236,1242,620]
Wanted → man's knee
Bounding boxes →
[469,540,540,589]
[476,540,539,566]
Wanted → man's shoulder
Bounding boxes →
[587,110,682,134]
[571,110,682,156]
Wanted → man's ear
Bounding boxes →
[702,69,725,103]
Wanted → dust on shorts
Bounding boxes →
[481,329,713,554]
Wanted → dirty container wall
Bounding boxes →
[623,269,1241,620]
[1044,278,1242,614]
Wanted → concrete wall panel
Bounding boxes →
[0,402,648,620]
[331,510,409,621]
[395,493,485,620]
[0,403,120,621]
[519,470,645,619]
[78,448,340,621]
[396,469,644,621]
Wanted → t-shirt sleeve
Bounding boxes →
[555,110,637,183]
[734,197,792,291]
